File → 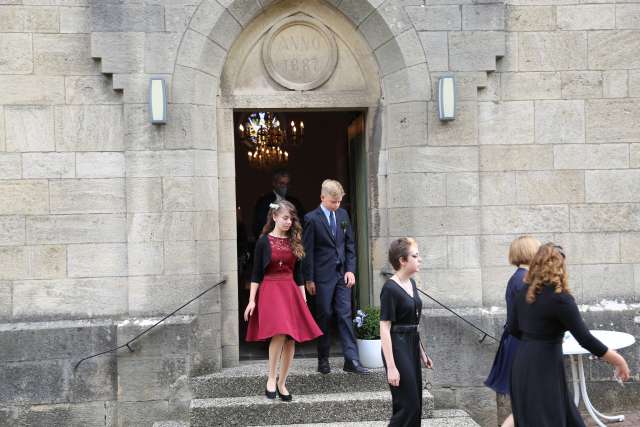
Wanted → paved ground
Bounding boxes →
[584,411,640,426]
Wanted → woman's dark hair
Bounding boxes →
[261,200,304,259]
[388,237,417,271]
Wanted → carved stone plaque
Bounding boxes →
[262,15,338,91]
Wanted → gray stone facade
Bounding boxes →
[0,0,639,425]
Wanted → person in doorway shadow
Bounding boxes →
[253,170,305,240]
[302,179,368,375]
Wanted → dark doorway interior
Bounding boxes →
[234,110,367,360]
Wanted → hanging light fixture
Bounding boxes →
[237,112,304,170]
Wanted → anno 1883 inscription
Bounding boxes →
[262,15,338,91]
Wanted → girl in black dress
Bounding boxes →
[380,238,433,427]
[508,244,630,427]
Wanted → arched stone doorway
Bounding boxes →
[171,0,430,367]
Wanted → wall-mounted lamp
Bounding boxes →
[149,78,167,124]
[437,76,456,121]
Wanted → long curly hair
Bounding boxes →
[524,243,569,303]
[261,200,305,259]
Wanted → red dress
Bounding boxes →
[245,235,323,343]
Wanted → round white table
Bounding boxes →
[563,330,635,426]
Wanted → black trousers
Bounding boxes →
[315,276,358,361]
[383,330,422,427]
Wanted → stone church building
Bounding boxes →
[0,0,638,425]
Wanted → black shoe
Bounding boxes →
[317,358,331,374]
[276,384,292,402]
[265,387,276,399]
[343,360,369,374]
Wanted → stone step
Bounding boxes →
[152,422,189,427]
[255,410,480,426]
[190,390,434,426]
[191,357,401,398]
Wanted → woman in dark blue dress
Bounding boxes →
[485,236,540,427]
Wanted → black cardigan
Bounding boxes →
[251,234,304,286]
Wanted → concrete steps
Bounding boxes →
[190,390,434,426]
[263,410,480,426]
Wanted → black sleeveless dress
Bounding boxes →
[380,278,423,427]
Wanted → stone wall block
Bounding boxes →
[481,266,514,306]
[352,6,391,50]
[13,277,128,320]
[480,145,553,171]
[0,180,49,215]
[0,247,27,280]
[448,235,480,268]
[620,233,640,263]
[501,72,561,100]
[172,65,218,105]
[519,32,586,71]
[557,5,615,30]
[589,31,640,69]
[427,101,477,146]
[631,144,640,168]
[0,360,68,403]
[90,32,144,74]
[67,243,127,278]
[144,32,180,74]
[123,104,164,151]
[0,216,25,246]
[27,213,125,245]
[603,70,628,98]
[387,173,446,207]
[164,241,196,275]
[56,105,124,151]
[616,5,640,29]
[26,245,66,279]
[382,63,431,103]
[418,269,483,307]
[128,241,163,276]
[206,10,242,52]
[90,3,164,32]
[65,76,122,105]
[194,211,220,241]
[561,71,603,99]
[166,5,197,34]
[375,30,424,76]
[389,207,481,236]
[535,100,584,145]
[418,32,448,72]
[506,5,555,31]
[128,275,200,316]
[446,172,479,206]
[0,76,64,104]
[478,101,533,145]
[76,152,125,178]
[462,4,504,31]
[582,264,636,302]
[197,240,220,275]
[570,204,640,232]
[388,146,478,173]
[0,153,21,179]
[60,6,91,33]
[408,6,461,31]
[479,233,552,267]
[554,144,628,170]
[479,172,515,206]
[431,72,488,101]
[586,99,640,143]
[553,232,619,264]
[0,33,32,74]
[338,0,376,27]
[385,102,428,148]
[166,104,216,150]
[586,170,640,203]
[177,30,226,77]
[126,150,195,178]
[5,106,55,152]
[126,178,162,213]
[127,212,196,242]
[449,31,504,71]
[189,0,224,36]
[50,179,125,214]
[415,235,447,269]
[34,34,99,75]
[225,0,262,28]
[481,205,569,234]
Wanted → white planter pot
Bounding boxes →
[356,338,383,368]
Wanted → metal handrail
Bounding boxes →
[74,278,226,370]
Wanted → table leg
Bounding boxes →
[577,355,625,424]
[570,355,580,407]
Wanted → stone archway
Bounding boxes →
[169,0,430,367]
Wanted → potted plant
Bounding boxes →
[353,307,383,368]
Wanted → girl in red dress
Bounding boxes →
[244,200,322,401]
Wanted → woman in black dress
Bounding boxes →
[509,243,630,427]
[380,238,433,427]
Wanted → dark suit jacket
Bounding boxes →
[251,234,304,286]
[252,192,305,238]
[302,206,356,284]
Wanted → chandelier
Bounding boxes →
[237,112,304,170]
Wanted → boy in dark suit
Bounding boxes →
[302,179,367,374]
